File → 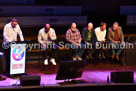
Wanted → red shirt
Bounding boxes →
[114,30,119,41]
[66,28,82,43]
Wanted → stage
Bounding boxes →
[0,61,136,90]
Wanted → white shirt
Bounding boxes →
[38,28,57,44]
[95,27,106,41]
[3,22,24,43]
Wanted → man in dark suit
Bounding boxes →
[108,22,124,61]
[82,22,97,59]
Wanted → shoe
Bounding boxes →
[116,55,120,61]
[73,57,77,60]
[102,53,106,59]
[77,56,82,60]
[86,55,89,59]
[44,59,48,65]
[50,58,57,65]
[89,53,94,59]
[111,55,115,59]
[97,54,102,60]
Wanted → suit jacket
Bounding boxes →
[82,27,97,43]
[108,26,124,43]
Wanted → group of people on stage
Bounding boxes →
[3,18,124,66]
[66,22,124,61]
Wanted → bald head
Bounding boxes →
[44,24,51,32]
[71,23,77,31]
[88,22,93,31]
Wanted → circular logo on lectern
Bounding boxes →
[12,46,24,61]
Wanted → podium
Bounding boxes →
[5,41,27,76]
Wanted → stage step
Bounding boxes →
[0,16,87,29]
[0,5,81,16]
[0,0,35,4]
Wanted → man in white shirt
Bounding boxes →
[38,24,57,66]
[95,22,106,42]
[3,18,24,76]
[95,22,107,59]
[3,18,24,43]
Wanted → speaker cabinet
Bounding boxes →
[125,45,136,66]
[20,75,41,86]
[111,71,134,83]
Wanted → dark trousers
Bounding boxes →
[42,44,58,60]
[0,53,6,74]
[71,43,85,58]
[111,42,123,56]
[86,42,96,55]
[96,42,107,58]
[4,48,10,75]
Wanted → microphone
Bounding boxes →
[47,33,52,41]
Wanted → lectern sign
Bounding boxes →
[10,44,26,75]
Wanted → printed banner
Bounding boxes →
[10,44,26,75]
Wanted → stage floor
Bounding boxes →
[0,61,136,87]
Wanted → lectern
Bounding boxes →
[5,41,27,76]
